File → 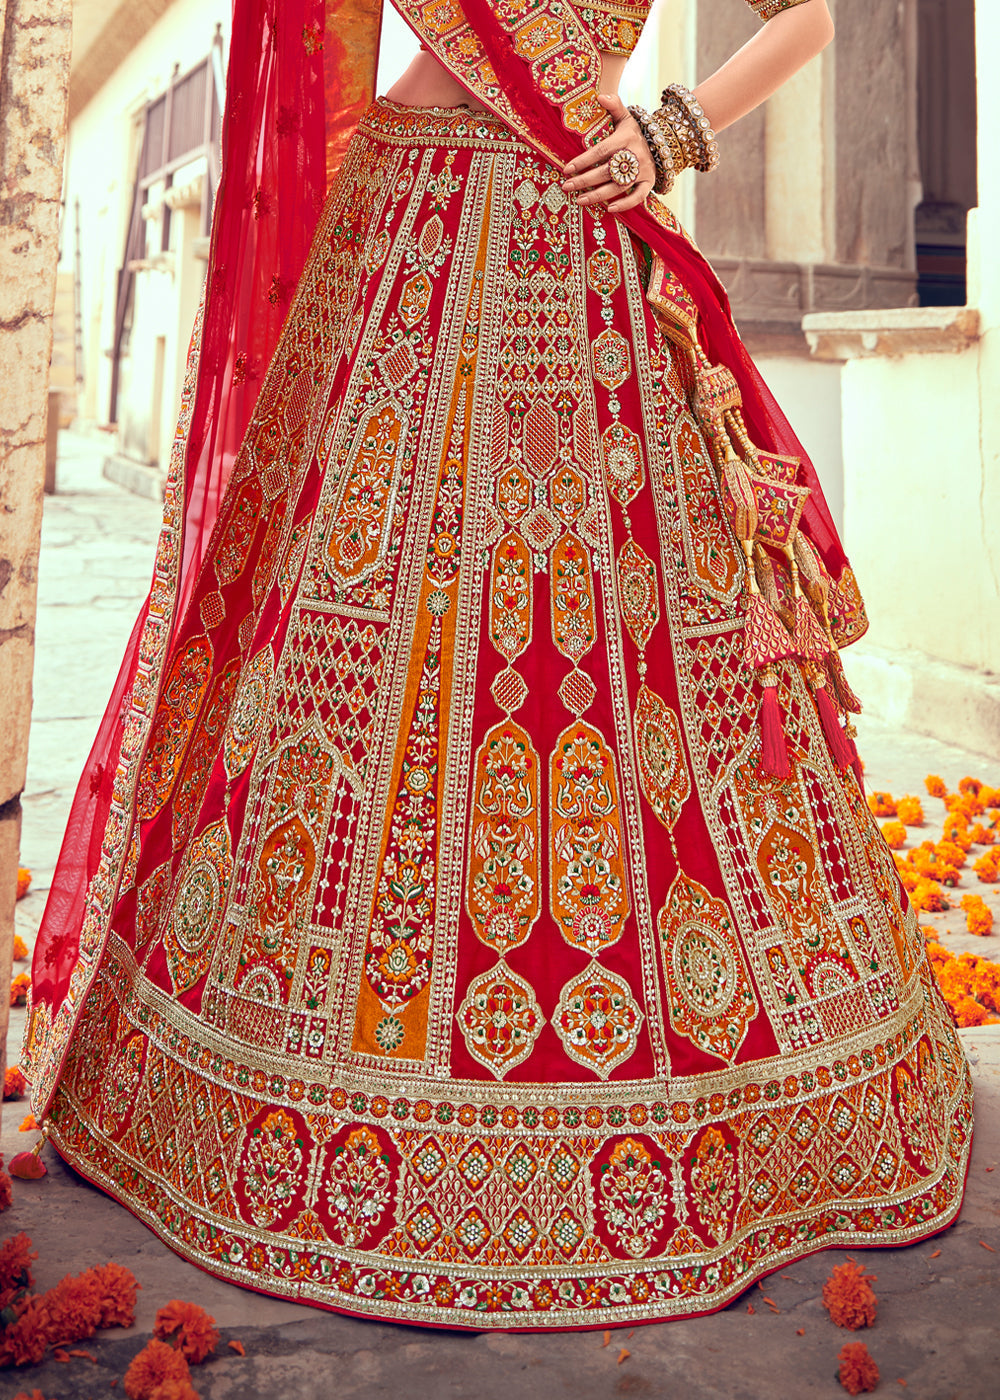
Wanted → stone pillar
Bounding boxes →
[692,0,918,352]
[0,0,73,1123]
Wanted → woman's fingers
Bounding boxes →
[563,133,621,178]
[607,179,655,213]
[562,162,612,193]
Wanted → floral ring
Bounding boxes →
[608,148,641,188]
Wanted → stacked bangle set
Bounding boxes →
[628,83,720,195]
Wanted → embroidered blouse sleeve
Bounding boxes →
[746,0,816,19]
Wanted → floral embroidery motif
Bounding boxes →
[321,402,405,588]
[616,540,659,656]
[551,533,596,662]
[591,328,631,391]
[136,636,214,821]
[555,967,643,1078]
[601,422,645,506]
[467,722,540,954]
[598,1136,669,1258]
[672,415,741,600]
[689,1126,736,1244]
[238,1109,306,1229]
[634,686,690,832]
[325,1126,393,1246]
[163,820,232,996]
[224,647,274,780]
[551,723,629,955]
[490,533,533,664]
[658,872,757,1064]
[457,964,544,1077]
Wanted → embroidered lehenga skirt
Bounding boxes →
[36,101,972,1328]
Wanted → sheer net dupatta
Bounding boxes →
[25,0,383,1103]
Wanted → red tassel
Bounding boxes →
[814,682,854,771]
[759,685,791,779]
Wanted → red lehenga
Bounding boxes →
[24,0,971,1328]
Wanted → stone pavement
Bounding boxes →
[2,431,998,1400]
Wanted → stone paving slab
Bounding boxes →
[2,433,999,1400]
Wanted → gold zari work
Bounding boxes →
[29,102,971,1330]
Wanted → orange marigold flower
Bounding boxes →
[936,840,969,870]
[867,791,896,817]
[959,776,984,796]
[19,1114,39,1133]
[46,1270,105,1343]
[0,1165,13,1212]
[910,878,949,913]
[4,1065,27,1099]
[0,1231,36,1311]
[838,1342,880,1395]
[12,934,28,961]
[153,1301,219,1364]
[924,774,948,798]
[880,821,906,850]
[822,1260,878,1330]
[923,939,951,967]
[974,849,1000,883]
[15,868,31,900]
[124,1338,193,1399]
[0,1295,52,1366]
[969,823,996,846]
[9,973,30,1007]
[961,894,994,937]
[92,1261,140,1329]
[950,996,994,1028]
[896,796,924,827]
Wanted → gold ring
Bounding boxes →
[608,148,641,187]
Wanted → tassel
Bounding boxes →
[744,592,796,669]
[793,594,831,663]
[825,649,863,715]
[759,677,791,779]
[813,679,855,771]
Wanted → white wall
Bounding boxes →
[64,0,230,440]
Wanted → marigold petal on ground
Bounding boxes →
[822,1260,878,1330]
[93,1261,140,1329]
[0,1165,13,1212]
[960,894,994,937]
[0,1231,37,1311]
[838,1342,880,1395]
[153,1301,219,1363]
[9,974,30,1007]
[896,796,924,827]
[910,878,949,913]
[124,1338,193,1399]
[15,868,31,900]
[4,1066,26,1099]
[867,791,896,817]
[880,822,906,850]
[973,849,1000,883]
[924,774,947,798]
[12,934,28,960]
[18,1114,39,1132]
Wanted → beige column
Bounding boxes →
[0,0,73,1123]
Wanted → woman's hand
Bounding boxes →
[561,94,656,214]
